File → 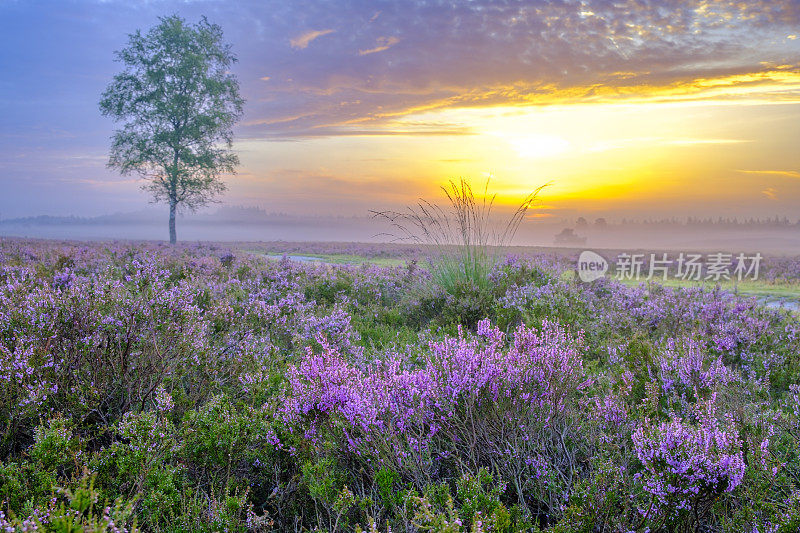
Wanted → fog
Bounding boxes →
[3,208,800,256]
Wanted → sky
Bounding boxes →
[1,0,800,222]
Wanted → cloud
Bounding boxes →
[358,36,400,56]
[738,169,800,178]
[665,139,750,146]
[229,0,800,139]
[587,137,750,153]
[289,29,334,50]
[762,187,778,199]
[5,0,800,145]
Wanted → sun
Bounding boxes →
[505,134,572,159]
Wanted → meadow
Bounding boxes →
[1,237,800,532]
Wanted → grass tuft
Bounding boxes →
[372,177,547,294]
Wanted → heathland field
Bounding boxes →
[2,238,800,532]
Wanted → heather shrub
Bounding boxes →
[724,384,800,531]
[549,455,637,532]
[300,457,364,532]
[90,395,277,531]
[0,261,213,453]
[0,460,56,516]
[160,485,269,533]
[438,279,496,329]
[353,310,418,351]
[453,469,520,531]
[283,318,591,524]
[399,288,449,329]
[631,401,746,528]
[498,278,592,334]
[28,416,83,476]
[0,417,85,517]
[89,404,179,516]
[304,273,353,305]
[179,394,275,491]
[405,471,531,533]
[652,338,739,416]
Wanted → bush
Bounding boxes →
[0,473,139,532]
[282,318,590,524]
[632,401,746,527]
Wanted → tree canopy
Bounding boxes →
[100,15,244,243]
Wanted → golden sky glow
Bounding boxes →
[2,0,800,219]
[232,69,800,219]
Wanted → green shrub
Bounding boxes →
[0,473,139,532]
[180,395,270,490]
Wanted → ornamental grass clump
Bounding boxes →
[373,178,546,296]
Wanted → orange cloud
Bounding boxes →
[738,169,800,178]
[290,29,334,49]
[359,36,400,55]
[322,66,800,131]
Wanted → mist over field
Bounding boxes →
[4,207,800,255]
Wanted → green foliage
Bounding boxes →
[167,486,253,533]
[180,395,269,489]
[1,473,139,532]
[301,458,359,531]
[137,465,184,531]
[375,467,404,510]
[622,334,658,410]
[302,458,340,506]
[0,460,56,513]
[455,469,515,532]
[440,280,496,330]
[90,409,178,506]
[354,307,422,351]
[407,482,461,532]
[0,418,82,514]
[405,473,531,533]
[549,455,634,533]
[305,276,352,306]
[29,417,81,474]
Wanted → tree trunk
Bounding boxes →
[168,200,177,244]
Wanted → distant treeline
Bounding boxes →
[0,206,372,226]
[573,216,800,229]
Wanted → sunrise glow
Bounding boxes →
[1,0,800,222]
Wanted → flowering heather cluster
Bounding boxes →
[0,258,210,436]
[500,269,790,372]
[283,318,588,506]
[632,402,746,517]
[759,256,800,283]
[0,487,138,533]
[653,338,738,414]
